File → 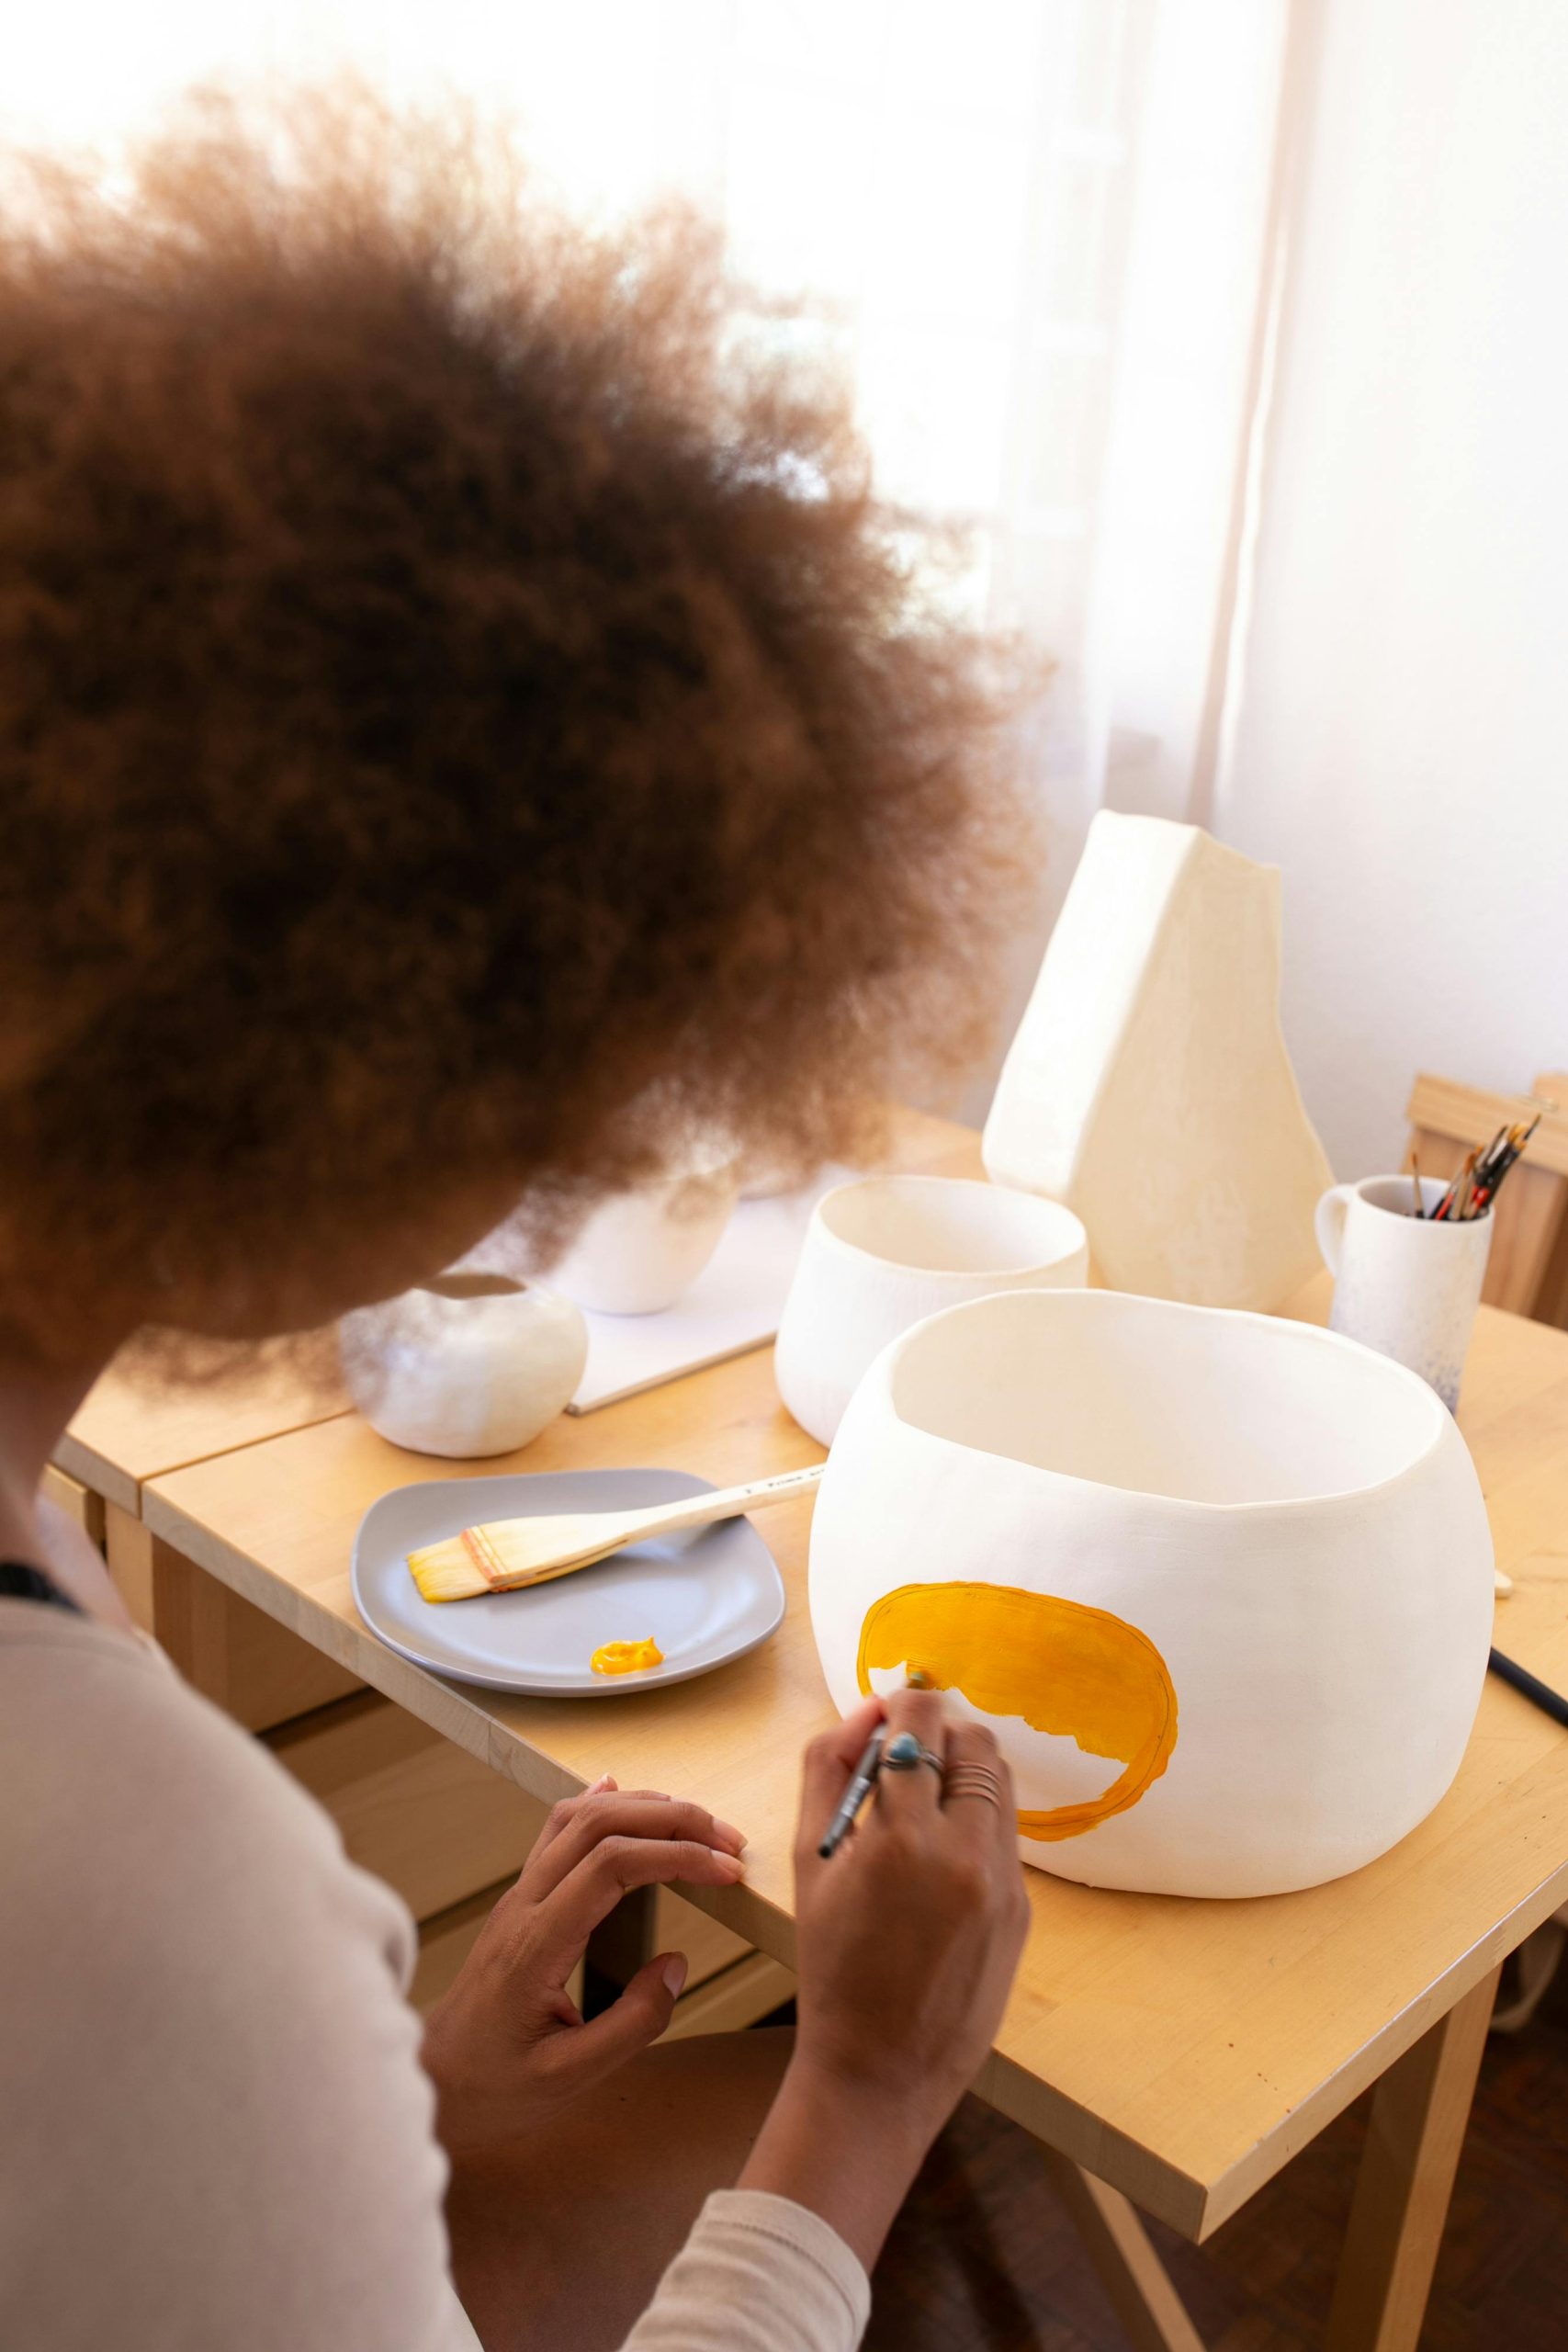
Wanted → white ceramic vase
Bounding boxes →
[983,811,1334,1309]
[544,1158,739,1316]
[774,1174,1089,1446]
[809,1287,1494,1897]
[340,1272,587,1458]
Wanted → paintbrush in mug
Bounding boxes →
[1470,1114,1540,1214]
[1431,1113,1542,1221]
[407,1461,825,1602]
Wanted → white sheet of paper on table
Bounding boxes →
[565,1168,852,1413]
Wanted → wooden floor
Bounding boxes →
[843,1952,1568,2349]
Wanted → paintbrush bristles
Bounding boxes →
[407,1521,591,1604]
[406,1535,493,1603]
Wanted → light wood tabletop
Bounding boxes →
[58,1349,349,1520]
[130,1112,1568,2347]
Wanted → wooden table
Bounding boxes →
[58,1347,349,1524]
[51,1347,359,1726]
[78,1115,1568,2350]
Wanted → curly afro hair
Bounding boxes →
[0,90,1033,1357]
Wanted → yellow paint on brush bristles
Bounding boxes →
[406,1528,508,1603]
[407,1522,583,1604]
[856,1582,1178,1841]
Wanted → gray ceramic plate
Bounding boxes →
[351,1467,786,1695]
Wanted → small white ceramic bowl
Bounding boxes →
[773,1173,1089,1445]
[545,1157,740,1316]
[340,1272,587,1458]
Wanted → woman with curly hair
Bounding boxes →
[0,95,1032,2352]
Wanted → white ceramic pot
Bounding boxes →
[809,1287,1494,1897]
[340,1273,587,1458]
[545,1159,739,1316]
[773,1174,1089,1447]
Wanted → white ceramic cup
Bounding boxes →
[340,1272,588,1457]
[545,1156,740,1316]
[774,1173,1089,1447]
[1315,1174,1493,1411]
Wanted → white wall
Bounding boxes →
[1214,0,1568,1179]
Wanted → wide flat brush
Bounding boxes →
[408,1462,825,1603]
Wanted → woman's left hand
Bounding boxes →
[421,1776,746,2157]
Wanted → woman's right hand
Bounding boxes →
[792,1686,1029,2128]
[739,1688,1029,2269]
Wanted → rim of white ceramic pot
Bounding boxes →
[1352,1173,1490,1230]
[871,1286,1450,1516]
[809,1173,1087,1280]
[417,1271,530,1301]
[615,1149,740,1202]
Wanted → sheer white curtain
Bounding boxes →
[6,0,1295,1091]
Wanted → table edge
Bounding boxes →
[55,1403,354,1522]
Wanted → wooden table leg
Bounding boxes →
[1042,2150,1207,2352]
[1325,1964,1502,2352]
[583,1885,660,2013]
[104,1498,156,1632]
[147,1535,359,1730]
[42,1463,107,1554]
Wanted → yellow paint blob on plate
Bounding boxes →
[590,1635,665,1678]
[856,1581,1177,1840]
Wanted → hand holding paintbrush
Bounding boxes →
[736,1685,1029,2269]
[814,1670,1012,1857]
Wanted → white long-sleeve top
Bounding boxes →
[0,1601,869,2352]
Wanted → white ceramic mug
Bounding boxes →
[1315,1175,1493,1410]
[774,1173,1089,1446]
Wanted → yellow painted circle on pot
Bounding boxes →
[854,1581,1178,1841]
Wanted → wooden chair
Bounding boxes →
[1410,1072,1568,2021]
[1405,1068,1568,1328]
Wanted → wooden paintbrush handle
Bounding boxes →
[470,1462,830,1594]
[616,1461,826,1547]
